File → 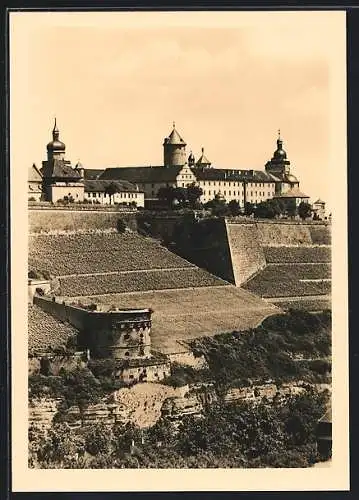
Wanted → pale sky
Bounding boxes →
[10,11,347,210]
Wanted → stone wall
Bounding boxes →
[116,360,171,384]
[29,207,137,234]
[33,296,87,330]
[28,352,87,376]
[168,351,208,370]
[226,222,266,285]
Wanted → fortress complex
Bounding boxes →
[99,123,309,206]
[28,119,145,207]
[29,121,309,208]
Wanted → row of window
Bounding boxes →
[87,192,139,199]
[202,190,274,198]
[199,181,275,188]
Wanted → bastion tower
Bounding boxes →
[163,122,187,167]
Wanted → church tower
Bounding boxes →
[46,118,66,161]
[265,130,291,178]
[163,122,187,167]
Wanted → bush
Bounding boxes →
[116,219,126,233]
[28,270,42,279]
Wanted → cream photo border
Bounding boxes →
[10,10,349,492]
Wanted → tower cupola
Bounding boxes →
[273,130,287,160]
[265,129,291,177]
[195,147,211,168]
[46,118,66,160]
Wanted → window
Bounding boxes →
[124,334,130,340]
[182,183,185,187]
[209,190,211,195]
[125,351,130,356]
[229,191,231,195]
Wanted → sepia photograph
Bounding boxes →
[10,9,348,492]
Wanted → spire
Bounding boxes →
[277,128,283,148]
[52,117,60,141]
[196,146,211,167]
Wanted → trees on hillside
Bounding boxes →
[158,184,203,209]
[186,183,203,209]
[254,199,284,219]
[298,202,312,220]
[105,182,120,204]
[228,200,241,216]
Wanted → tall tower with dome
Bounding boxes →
[41,119,84,202]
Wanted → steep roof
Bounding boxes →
[83,168,105,180]
[314,198,325,205]
[192,167,276,183]
[99,166,183,183]
[84,179,139,193]
[28,163,42,183]
[167,127,186,146]
[41,159,81,180]
[196,148,211,166]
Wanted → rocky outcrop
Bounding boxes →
[29,397,62,431]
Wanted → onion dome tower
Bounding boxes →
[195,147,211,168]
[265,130,291,178]
[46,118,66,160]
[163,122,187,167]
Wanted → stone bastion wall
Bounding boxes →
[33,296,152,360]
[135,213,331,287]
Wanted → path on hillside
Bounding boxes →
[268,262,331,266]
[264,294,331,302]
[56,266,196,279]
[67,284,234,300]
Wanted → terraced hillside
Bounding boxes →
[28,230,278,354]
[29,232,227,296]
[244,244,331,311]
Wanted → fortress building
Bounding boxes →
[29,120,308,208]
[99,123,308,207]
[29,120,144,206]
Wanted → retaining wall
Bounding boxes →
[29,208,137,234]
